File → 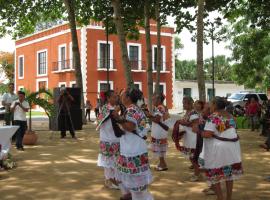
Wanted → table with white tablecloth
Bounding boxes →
[0,126,19,159]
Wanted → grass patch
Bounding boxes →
[27,111,47,117]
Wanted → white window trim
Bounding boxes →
[97,40,114,69]
[18,55,24,79]
[127,43,142,70]
[58,44,67,71]
[134,81,142,90]
[58,82,67,87]
[18,86,24,91]
[97,80,114,97]
[36,49,48,77]
[36,77,48,91]
[69,81,76,87]
[69,42,72,60]
[152,45,166,71]
[58,44,67,62]
[69,42,73,68]
[153,82,167,104]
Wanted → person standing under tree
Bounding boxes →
[2,83,17,126]
[10,91,29,151]
[57,88,76,139]
[85,100,93,122]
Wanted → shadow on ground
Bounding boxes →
[0,122,269,200]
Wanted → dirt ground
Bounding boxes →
[0,121,270,200]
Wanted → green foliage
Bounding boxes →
[24,88,55,131]
[204,55,233,81]
[25,88,55,116]
[176,55,234,81]
[0,84,8,94]
[175,59,197,80]
[227,21,270,89]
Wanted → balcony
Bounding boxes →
[52,59,74,73]
[152,61,170,73]
[129,60,146,72]
[97,59,116,71]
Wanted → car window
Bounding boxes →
[259,94,268,101]
[228,93,245,100]
[245,94,258,101]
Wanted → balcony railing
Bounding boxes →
[52,59,74,72]
[129,60,147,71]
[97,59,116,70]
[152,61,168,71]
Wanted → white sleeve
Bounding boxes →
[204,121,216,132]
[10,101,16,109]
[2,93,7,102]
[24,102,30,109]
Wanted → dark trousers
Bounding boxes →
[59,113,75,138]
[249,115,258,131]
[5,112,16,141]
[85,109,91,121]
[14,120,27,148]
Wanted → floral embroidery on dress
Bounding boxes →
[116,153,150,175]
[97,104,114,128]
[183,110,198,122]
[99,141,120,157]
[125,105,147,132]
[205,162,243,184]
[207,113,236,132]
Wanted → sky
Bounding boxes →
[0,15,232,60]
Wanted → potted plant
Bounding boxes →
[23,89,55,145]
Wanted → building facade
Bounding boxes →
[174,80,245,110]
[15,21,175,108]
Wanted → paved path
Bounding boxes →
[0,123,269,200]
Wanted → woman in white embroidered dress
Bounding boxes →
[97,90,120,189]
[113,88,153,200]
[148,93,170,171]
[200,97,243,200]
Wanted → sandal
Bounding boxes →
[155,166,168,171]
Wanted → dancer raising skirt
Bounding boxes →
[97,90,120,189]
[199,97,243,200]
[173,96,199,180]
[113,88,153,200]
[145,93,170,171]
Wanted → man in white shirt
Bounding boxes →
[2,83,17,125]
[11,91,29,151]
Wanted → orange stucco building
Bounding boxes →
[15,21,175,108]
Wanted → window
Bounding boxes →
[207,88,215,101]
[98,81,113,95]
[183,88,192,97]
[153,82,166,104]
[18,86,24,91]
[152,45,166,71]
[18,55,24,79]
[128,44,141,70]
[36,78,48,92]
[37,50,47,75]
[70,81,76,88]
[98,41,113,69]
[58,82,66,88]
[58,44,66,70]
[134,82,142,90]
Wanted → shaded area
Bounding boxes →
[0,122,269,200]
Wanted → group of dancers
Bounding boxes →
[96,87,243,200]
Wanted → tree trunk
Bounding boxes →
[196,0,206,101]
[111,0,134,88]
[154,0,162,94]
[63,0,85,124]
[144,0,153,111]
